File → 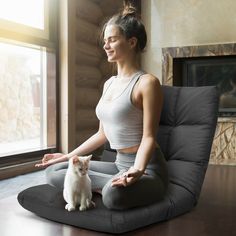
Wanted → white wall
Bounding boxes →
[141,0,236,81]
[141,0,162,80]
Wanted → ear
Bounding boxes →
[86,154,92,161]
[84,154,92,163]
[128,37,138,50]
[72,156,79,165]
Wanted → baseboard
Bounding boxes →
[0,160,44,180]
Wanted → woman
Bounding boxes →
[36,4,168,210]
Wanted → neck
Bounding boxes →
[116,56,140,79]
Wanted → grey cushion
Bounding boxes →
[17,86,219,234]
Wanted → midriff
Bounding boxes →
[117,144,140,154]
[117,142,160,154]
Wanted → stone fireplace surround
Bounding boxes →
[162,43,236,165]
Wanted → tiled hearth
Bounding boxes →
[162,43,236,165]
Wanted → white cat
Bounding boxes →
[63,154,95,211]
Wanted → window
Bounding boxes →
[0,0,57,165]
[0,0,45,29]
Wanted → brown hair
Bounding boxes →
[102,1,147,53]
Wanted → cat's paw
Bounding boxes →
[65,204,75,212]
[79,205,87,211]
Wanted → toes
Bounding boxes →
[79,206,86,211]
[65,204,75,211]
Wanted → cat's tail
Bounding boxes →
[86,199,96,209]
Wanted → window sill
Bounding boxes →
[0,160,44,180]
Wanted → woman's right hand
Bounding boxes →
[35,153,67,168]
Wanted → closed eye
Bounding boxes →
[104,36,120,44]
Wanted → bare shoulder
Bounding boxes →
[138,73,162,92]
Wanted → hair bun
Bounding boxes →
[122,0,137,17]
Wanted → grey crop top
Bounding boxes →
[95,71,145,150]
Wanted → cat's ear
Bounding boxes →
[86,154,92,161]
[83,154,92,163]
[72,156,79,165]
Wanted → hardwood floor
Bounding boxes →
[0,170,45,200]
[0,165,235,236]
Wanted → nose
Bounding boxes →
[103,41,110,51]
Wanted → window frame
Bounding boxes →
[0,0,59,168]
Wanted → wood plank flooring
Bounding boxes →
[0,170,45,200]
[0,165,235,236]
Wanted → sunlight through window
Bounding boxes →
[0,0,57,162]
[0,41,47,156]
[0,0,44,29]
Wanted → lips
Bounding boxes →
[106,51,114,56]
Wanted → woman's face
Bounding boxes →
[103,24,135,62]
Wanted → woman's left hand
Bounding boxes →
[111,166,144,187]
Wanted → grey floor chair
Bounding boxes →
[18,85,219,234]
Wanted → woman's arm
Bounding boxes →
[67,80,111,158]
[66,122,107,159]
[36,79,111,168]
[36,122,107,167]
[133,74,163,172]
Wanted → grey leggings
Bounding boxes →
[45,148,168,210]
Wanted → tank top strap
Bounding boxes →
[126,70,146,97]
[102,76,115,97]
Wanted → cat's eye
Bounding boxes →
[79,168,83,171]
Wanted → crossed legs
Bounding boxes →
[46,160,166,210]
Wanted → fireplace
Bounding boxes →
[173,55,236,117]
[162,43,236,165]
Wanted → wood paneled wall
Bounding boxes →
[59,0,122,154]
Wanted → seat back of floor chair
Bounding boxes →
[157,85,219,217]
